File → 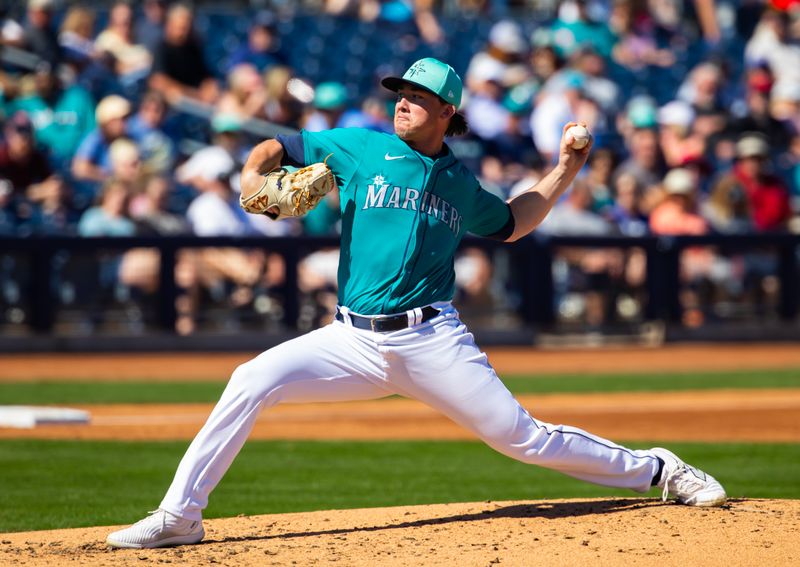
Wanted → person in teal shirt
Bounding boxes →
[108,58,727,549]
[547,0,615,59]
[1,69,95,168]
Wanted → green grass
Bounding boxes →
[501,368,800,394]
[2,368,799,405]
[0,439,797,533]
[0,381,228,405]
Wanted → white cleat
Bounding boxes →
[651,447,727,507]
[106,509,204,549]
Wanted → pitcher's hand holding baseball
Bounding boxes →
[558,122,593,174]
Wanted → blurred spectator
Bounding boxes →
[176,113,248,192]
[617,95,658,146]
[130,176,189,236]
[337,0,444,45]
[677,62,727,115]
[0,65,96,169]
[609,172,649,237]
[27,175,75,235]
[127,90,178,175]
[547,0,615,59]
[119,175,199,336]
[657,100,705,168]
[539,179,617,236]
[95,1,152,88]
[0,112,70,234]
[570,47,620,115]
[22,0,61,66]
[58,5,98,67]
[0,112,54,198]
[528,45,562,85]
[679,63,731,155]
[464,65,514,143]
[262,66,304,128]
[770,80,800,136]
[135,0,167,55]
[584,147,616,214]
[1,7,25,48]
[76,178,138,313]
[410,0,445,45]
[477,151,509,197]
[217,64,268,121]
[745,9,800,89]
[0,179,15,234]
[609,0,675,71]
[453,246,494,318]
[703,170,753,235]
[184,166,278,323]
[649,167,714,326]
[338,94,393,132]
[226,11,286,74]
[181,166,244,233]
[538,179,622,326]
[149,4,219,104]
[297,246,340,328]
[108,138,145,191]
[303,82,349,131]
[466,20,529,94]
[529,73,582,162]
[650,168,708,236]
[72,95,134,184]
[708,134,792,232]
[77,178,136,236]
[732,66,794,151]
[613,126,666,197]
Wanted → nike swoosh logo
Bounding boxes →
[384,153,407,160]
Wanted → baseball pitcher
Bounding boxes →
[108,58,726,549]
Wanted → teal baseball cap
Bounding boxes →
[381,57,463,108]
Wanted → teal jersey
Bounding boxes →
[300,128,511,315]
[1,86,96,160]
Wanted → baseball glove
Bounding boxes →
[240,159,336,220]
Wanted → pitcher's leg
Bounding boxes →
[161,325,388,520]
[389,319,659,492]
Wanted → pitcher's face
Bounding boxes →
[394,85,451,143]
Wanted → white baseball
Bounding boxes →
[567,125,591,150]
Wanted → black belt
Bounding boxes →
[335,306,440,332]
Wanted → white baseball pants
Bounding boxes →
[161,302,660,521]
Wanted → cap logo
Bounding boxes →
[448,90,454,98]
[407,62,427,77]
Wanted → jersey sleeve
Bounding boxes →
[301,128,370,190]
[465,182,514,239]
[275,133,304,167]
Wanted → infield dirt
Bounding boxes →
[2,498,797,566]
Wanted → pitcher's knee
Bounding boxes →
[227,356,284,403]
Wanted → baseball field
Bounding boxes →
[1,344,799,566]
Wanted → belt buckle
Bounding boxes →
[370,318,378,332]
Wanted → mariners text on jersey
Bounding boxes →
[277,127,512,314]
[362,175,463,235]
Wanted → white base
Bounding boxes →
[0,406,91,429]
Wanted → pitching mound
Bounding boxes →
[3,498,796,566]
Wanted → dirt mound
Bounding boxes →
[2,498,796,566]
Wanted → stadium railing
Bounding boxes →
[1,233,798,347]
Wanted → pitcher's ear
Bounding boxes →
[442,104,456,119]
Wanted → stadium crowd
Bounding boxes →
[1,0,799,330]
